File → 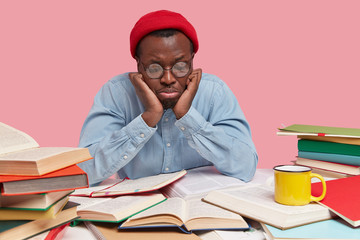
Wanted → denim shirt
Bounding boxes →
[78,72,258,185]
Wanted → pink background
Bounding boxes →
[1,1,359,169]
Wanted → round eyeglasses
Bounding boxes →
[141,61,192,79]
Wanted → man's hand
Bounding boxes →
[173,68,202,119]
[129,72,163,127]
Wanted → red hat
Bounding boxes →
[130,10,199,58]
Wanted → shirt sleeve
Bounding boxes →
[77,82,157,185]
[174,82,258,182]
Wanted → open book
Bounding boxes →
[0,122,92,175]
[70,193,166,223]
[119,196,249,234]
[203,184,333,230]
[71,170,187,197]
[160,166,272,199]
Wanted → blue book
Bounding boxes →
[262,219,360,239]
[298,151,360,166]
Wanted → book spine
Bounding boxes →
[298,140,360,157]
[298,151,360,166]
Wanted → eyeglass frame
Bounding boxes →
[139,57,194,79]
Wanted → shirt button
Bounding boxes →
[123,155,128,159]
[180,127,185,131]
[140,133,145,138]
[166,143,171,147]
[165,118,169,122]
[165,168,169,171]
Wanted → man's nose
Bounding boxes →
[160,69,176,85]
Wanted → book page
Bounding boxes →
[0,147,78,160]
[218,184,327,215]
[0,122,39,155]
[92,171,186,195]
[161,166,272,199]
[185,197,243,222]
[69,196,110,210]
[71,194,163,217]
[129,197,186,222]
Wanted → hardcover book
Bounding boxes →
[0,165,89,196]
[0,201,79,240]
[312,175,360,227]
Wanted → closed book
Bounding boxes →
[298,139,360,157]
[277,124,360,138]
[295,157,360,176]
[0,190,73,210]
[0,201,79,240]
[0,196,68,220]
[0,165,89,196]
[312,175,360,227]
[298,151,360,166]
[262,219,360,240]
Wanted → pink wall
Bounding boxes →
[1,1,359,169]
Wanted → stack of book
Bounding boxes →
[277,124,360,178]
[0,122,92,239]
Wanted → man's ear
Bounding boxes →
[135,56,140,72]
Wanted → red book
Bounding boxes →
[312,175,360,227]
[0,164,89,196]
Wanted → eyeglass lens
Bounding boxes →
[146,62,190,79]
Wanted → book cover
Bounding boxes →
[312,175,360,227]
[0,190,73,210]
[296,157,360,176]
[278,124,360,138]
[262,218,360,240]
[0,201,79,240]
[0,196,68,220]
[298,139,360,157]
[298,151,360,166]
[0,165,89,195]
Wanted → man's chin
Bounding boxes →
[161,99,177,109]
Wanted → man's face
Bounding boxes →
[136,32,194,109]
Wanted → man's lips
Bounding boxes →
[157,89,180,99]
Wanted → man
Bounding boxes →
[78,10,258,185]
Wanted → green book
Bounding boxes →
[278,124,360,138]
[298,139,360,157]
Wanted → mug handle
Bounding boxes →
[310,173,327,202]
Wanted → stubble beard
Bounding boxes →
[161,99,177,110]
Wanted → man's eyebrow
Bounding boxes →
[174,55,187,62]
